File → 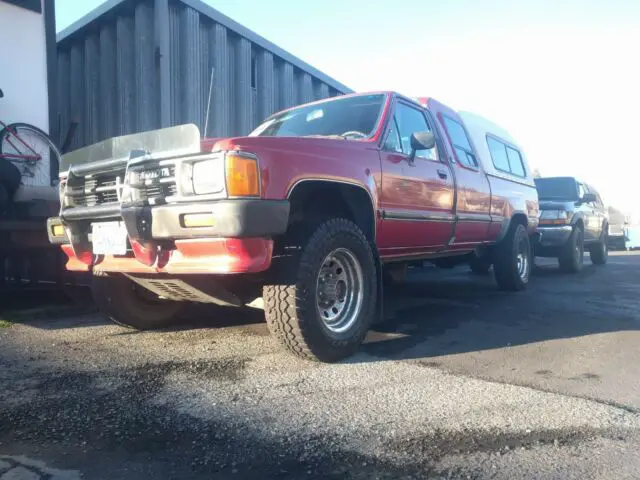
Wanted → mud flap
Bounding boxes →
[371,241,384,326]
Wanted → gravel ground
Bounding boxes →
[0,251,639,479]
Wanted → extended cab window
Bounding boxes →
[385,103,436,160]
[442,116,478,168]
[487,136,526,177]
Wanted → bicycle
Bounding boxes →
[0,87,61,188]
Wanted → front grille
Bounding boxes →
[64,164,177,208]
[65,171,124,207]
[130,164,177,202]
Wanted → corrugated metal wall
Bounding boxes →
[55,0,350,151]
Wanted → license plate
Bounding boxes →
[91,222,128,255]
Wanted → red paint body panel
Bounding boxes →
[200,91,537,262]
[56,91,540,277]
[421,98,494,246]
[62,238,273,274]
[211,136,382,204]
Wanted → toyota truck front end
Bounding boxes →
[48,124,289,308]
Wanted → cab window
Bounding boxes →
[442,115,478,168]
[384,102,436,160]
[384,118,402,153]
[578,183,586,199]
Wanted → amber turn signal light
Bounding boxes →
[225,154,260,197]
[52,224,65,237]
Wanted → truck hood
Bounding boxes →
[205,134,373,156]
[60,124,370,174]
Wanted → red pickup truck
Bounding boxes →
[47,92,538,362]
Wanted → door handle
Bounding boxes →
[437,169,448,179]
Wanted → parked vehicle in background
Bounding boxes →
[624,223,640,250]
[607,224,627,250]
[606,207,628,250]
[534,176,608,272]
[47,92,538,362]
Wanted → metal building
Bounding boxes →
[55,0,353,151]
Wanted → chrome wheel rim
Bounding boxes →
[316,248,364,334]
[516,240,530,281]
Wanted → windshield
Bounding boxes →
[534,177,579,200]
[249,94,386,139]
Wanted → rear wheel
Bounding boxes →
[263,218,377,362]
[92,274,184,330]
[493,223,531,291]
[558,227,584,273]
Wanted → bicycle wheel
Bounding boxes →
[0,123,61,188]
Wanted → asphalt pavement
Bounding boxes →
[1,251,639,479]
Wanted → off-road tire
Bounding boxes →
[92,274,183,330]
[493,223,531,291]
[589,229,608,265]
[469,255,492,275]
[558,226,584,273]
[263,218,377,362]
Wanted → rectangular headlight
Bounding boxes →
[192,159,225,195]
[539,210,570,224]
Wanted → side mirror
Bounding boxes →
[580,192,597,204]
[408,131,435,164]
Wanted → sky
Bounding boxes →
[56,0,640,216]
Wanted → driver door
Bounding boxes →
[377,100,455,255]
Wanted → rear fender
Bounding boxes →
[495,211,530,243]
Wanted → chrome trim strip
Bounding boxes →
[457,213,492,223]
[383,209,455,222]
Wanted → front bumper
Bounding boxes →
[534,225,573,256]
[47,199,289,274]
[537,225,573,247]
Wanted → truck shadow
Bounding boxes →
[0,286,100,330]
[360,259,639,362]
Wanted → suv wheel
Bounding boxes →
[92,274,184,330]
[493,223,531,291]
[263,218,377,362]
[558,226,584,273]
[589,230,608,265]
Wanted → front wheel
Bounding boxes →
[493,223,531,291]
[92,274,184,330]
[558,227,584,273]
[589,231,608,265]
[264,218,377,362]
